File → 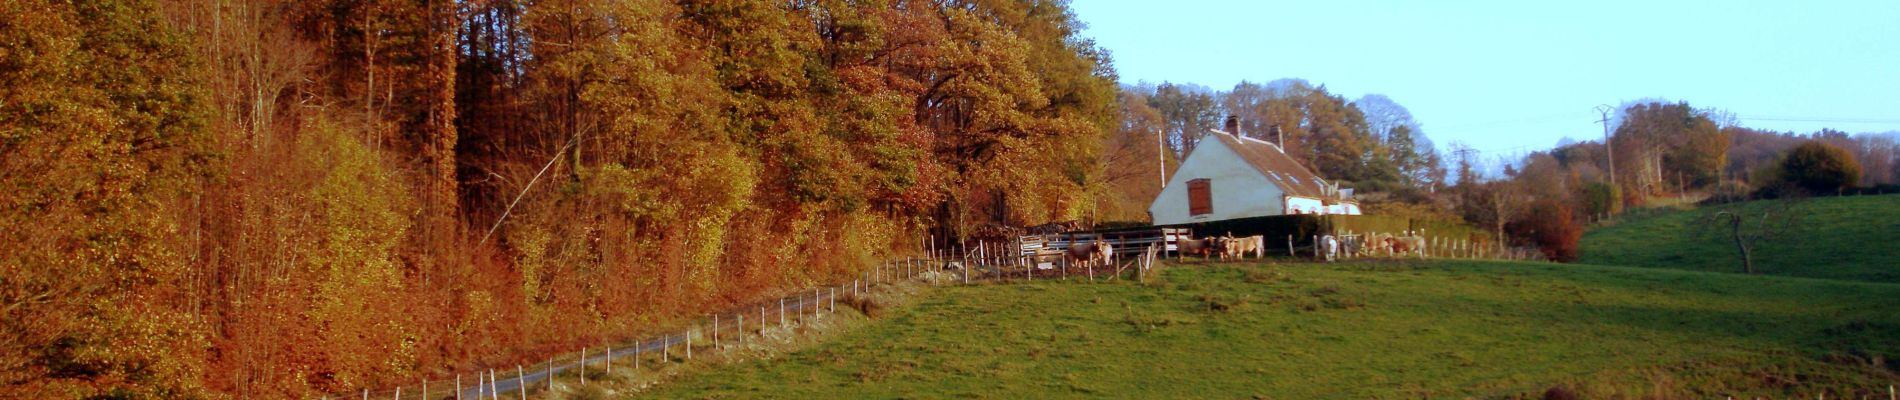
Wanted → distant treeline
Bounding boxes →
[1112,86,1899,262]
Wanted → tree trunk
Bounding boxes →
[1727,215,1755,274]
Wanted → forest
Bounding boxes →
[2,0,1125,397]
[5,0,1899,398]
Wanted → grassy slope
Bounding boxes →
[646,261,1900,398]
[1580,194,1900,283]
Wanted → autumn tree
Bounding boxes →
[1097,91,1170,221]
[1147,82,1221,158]
[1778,140,1862,195]
[1511,199,1582,262]
[0,1,212,397]
[1355,94,1422,149]
[1611,101,1726,196]
[1853,134,1898,186]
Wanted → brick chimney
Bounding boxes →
[1224,116,1239,135]
[1272,125,1286,153]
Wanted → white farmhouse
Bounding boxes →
[1148,121,1360,225]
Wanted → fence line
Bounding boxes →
[334,256,954,399]
[339,229,1539,399]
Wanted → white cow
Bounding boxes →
[1322,235,1340,262]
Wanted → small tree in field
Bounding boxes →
[1703,198,1803,274]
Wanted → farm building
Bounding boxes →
[1148,119,1360,225]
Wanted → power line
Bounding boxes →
[1597,104,1616,191]
[1737,116,1900,124]
[1435,112,1580,131]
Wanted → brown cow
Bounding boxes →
[1065,241,1114,268]
[1176,238,1217,261]
[1383,236,1427,258]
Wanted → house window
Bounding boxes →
[1187,179,1212,216]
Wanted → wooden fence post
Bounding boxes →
[962,255,970,284]
[579,348,586,386]
[1287,235,1294,257]
[606,346,613,374]
[489,370,498,400]
[686,328,693,360]
[978,244,986,276]
[517,365,525,400]
[1026,252,1034,281]
[1060,256,1067,280]
[456,375,461,400]
[548,357,555,390]
[780,298,786,327]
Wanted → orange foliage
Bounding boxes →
[3,0,1117,398]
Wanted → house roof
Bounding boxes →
[1205,130,1334,200]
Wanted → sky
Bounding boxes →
[1070,0,1900,160]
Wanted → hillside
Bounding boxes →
[642,261,1900,398]
[1580,194,1900,283]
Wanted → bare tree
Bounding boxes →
[1703,198,1804,274]
[1483,180,1529,254]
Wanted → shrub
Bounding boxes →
[1510,199,1582,262]
[1779,140,1862,195]
[1578,181,1620,217]
[1706,180,1752,204]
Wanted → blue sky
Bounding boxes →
[1071,0,1900,159]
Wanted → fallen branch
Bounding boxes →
[478,136,580,247]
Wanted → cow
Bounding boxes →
[1339,234,1362,259]
[1221,235,1263,261]
[1176,238,1217,261]
[1065,240,1114,269]
[1321,235,1339,262]
[1383,235,1427,258]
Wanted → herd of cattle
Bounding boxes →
[1172,235,1264,261]
[1177,232,1430,262]
[970,231,1437,276]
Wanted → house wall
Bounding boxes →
[1149,138,1287,225]
[1286,196,1325,214]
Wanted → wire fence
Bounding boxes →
[327,255,980,399]
[331,232,1538,399]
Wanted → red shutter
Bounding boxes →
[1187,179,1211,216]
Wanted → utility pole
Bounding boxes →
[1156,124,1168,190]
[1596,105,1616,196]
